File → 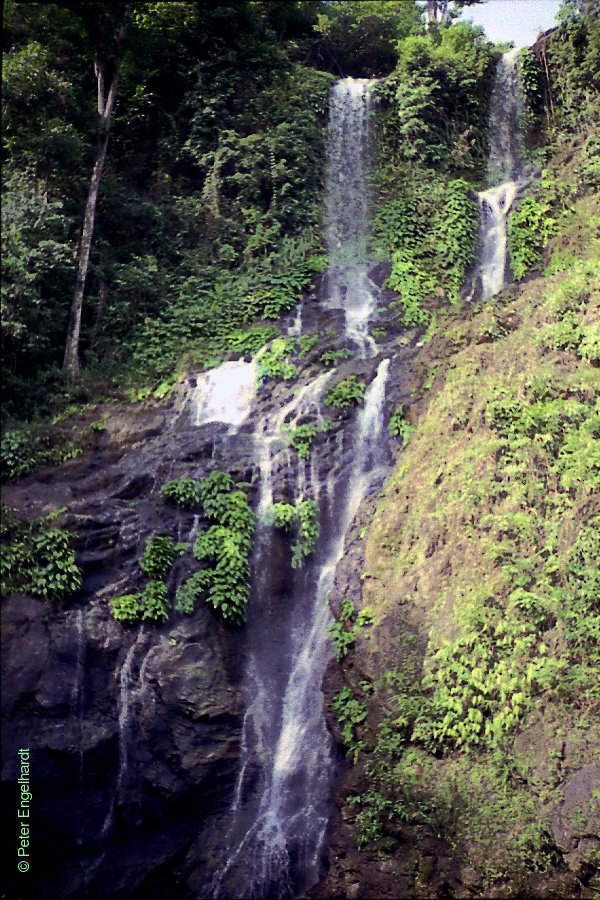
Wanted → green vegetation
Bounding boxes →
[1,507,82,601]
[161,476,203,509]
[324,376,367,409]
[256,337,298,385]
[284,421,330,460]
[177,471,255,625]
[293,499,320,567]
[269,502,298,532]
[509,136,600,281]
[545,1,600,139]
[517,49,547,165]
[320,348,353,366]
[508,179,559,280]
[378,24,495,171]
[1,428,81,482]
[388,406,415,446]
[269,498,321,567]
[140,535,183,580]
[112,471,255,626]
[370,21,493,327]
[2,2,333,420]
[299,333,318,355]
[374,177,479,324]
[3,1,600,893]
[288,424,318,460]
[328,597,376,661]
[341,120,600,886]
[332,686,367,749]
[110,534,184,624]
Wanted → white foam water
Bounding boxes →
[471,49,527,301]
[325,77,378,358]
[190,359,258,427]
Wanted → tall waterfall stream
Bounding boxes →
[204,77,386,900]
[203,56,527,896]
[471,49,529,301]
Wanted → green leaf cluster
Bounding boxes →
[378,23,495,172]
[175,471,255,625]
[332,685,367,748]
[1,508,82,601]
[269,502,298,532]
[544,5,600,138]
[388,406,414,446]
[269,498,321,568]
[140,535,183,579]
[324,376,366,409]
[298,334,318,355]
[284,421,330,460]
[161,476,203,508]
[111,534,184,624]
[320,348,352,367]
[289,424,318,460]
[374,177,477,322]
[328,597,376,661]
[1,428,81,482]
[292,499,320,568]
[256,337,298,385]
[508,193,558,280]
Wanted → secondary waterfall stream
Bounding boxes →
[471,48,525,300]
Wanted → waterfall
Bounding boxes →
[97,630,144,842]
[325,77,378,358]
[189,359,258,428]
[472,49,524,301]
[204,76,391,899]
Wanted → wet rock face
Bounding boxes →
[1,401,248,898]
[552,765,600,880]
[1,595,243,898]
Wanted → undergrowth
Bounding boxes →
[342,157,600,884]
[269,498,320,567]
[1,506,82,601]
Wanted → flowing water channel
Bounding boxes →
[471,49,526,300]
[206,55,529,895]
[200,76,388,900]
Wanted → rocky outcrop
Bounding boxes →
[1,399,246,898]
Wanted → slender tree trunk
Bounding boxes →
[62,6,131,381]
[90,277,109,350]
[63,131,109,379]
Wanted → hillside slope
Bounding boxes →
[320,136,599,899]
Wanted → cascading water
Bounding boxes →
[203,76,392,900]
[471,49,524,300]
[190,360,258,428]
[326,78,379,357]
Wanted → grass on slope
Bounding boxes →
[340,143,600,893]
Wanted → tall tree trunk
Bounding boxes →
[63,131,109,379]
[62,6,131,381]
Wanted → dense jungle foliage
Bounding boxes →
[1,0,491,429]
